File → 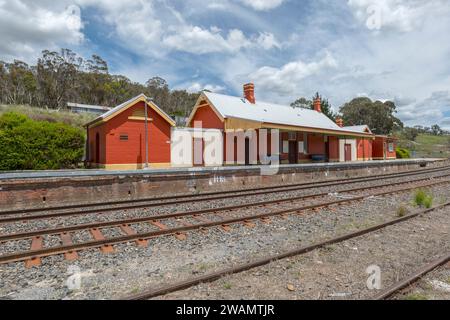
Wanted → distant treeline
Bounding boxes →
[0,49,199,117]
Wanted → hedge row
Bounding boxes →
[396,147,411,159]
[0,112,85,170]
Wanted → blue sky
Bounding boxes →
[1,0,450,129]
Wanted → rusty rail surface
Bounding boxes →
[372,253,450,300]
[1,165,448,218]
[0,176,449,266]
[1,165,449,224]
[123,202,450,300]
[0,173,448,237]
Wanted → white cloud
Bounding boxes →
[348,0,446,32]
[0,0,83,61]
[163,27,279,54]
[238,0,285,11]
[248,52,338,96]
[186,82,226,93]
[397,91,450,129]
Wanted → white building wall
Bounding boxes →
[339,139,357,162]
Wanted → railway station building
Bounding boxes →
[84,84,396,170]
[186,83,396,166]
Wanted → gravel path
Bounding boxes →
[0,181,448,300]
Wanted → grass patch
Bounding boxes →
[396,133,450,159]
[396,205,408,217]
[0,104,96,130]
[405,293,428,300]
[414,189,433,208]
[223,282,232,290]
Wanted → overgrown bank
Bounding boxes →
[0,111,85,170]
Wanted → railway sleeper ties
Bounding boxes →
[2,171,447,228]
[0,177,448,245]
[123,201,450,300]
[149,220,186,241]
[90,228,115,254]
[1,179,449,267]
[1,165,449,220]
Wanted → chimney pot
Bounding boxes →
[243,83,255,104]
[313,96,321,112]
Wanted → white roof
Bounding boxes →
[88,93,175,126]
[67,102,111,111]
[342,125,372,134]
[202,91,372,135]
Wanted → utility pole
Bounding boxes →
[144,99,149,169]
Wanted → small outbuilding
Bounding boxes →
[84,94,176,170]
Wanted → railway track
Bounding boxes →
[0,170,449,267]
[122,202,450,300]
[1,165,449,223]
[373,254,450,300]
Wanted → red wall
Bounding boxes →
[328,136,339,161]
[373,137,396,159]
[190,105,224,129]
[308,134,326,155]
[88,101,172,165]
[357,139,373,160]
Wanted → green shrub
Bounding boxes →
[0,112,85,170]
[396,147,411,159]
[413,189,433,208]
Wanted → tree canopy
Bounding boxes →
[290,92,337,121]
[0,49,200,117]
[339,97,403,135]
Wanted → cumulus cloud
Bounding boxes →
[186,82,226,93]
[397,91,450,128]
[248,52,338,96]
[0,0,83,61]
[237,0,285,11]
[348,0,446,32]
[163,27,279,54]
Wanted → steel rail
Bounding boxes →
[0,178,449,266]
[0,173,447,239]
[372,253,450,300]
[123,203,450,300]
[1,166,449,224]
[1,165,448,217]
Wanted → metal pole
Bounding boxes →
[144,101,149,169]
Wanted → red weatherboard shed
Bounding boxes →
[85,94,176,170]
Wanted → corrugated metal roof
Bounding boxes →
[86,94,175,126]
[67,102,111,111]
[203,91,372,135]
[342,125,372,134]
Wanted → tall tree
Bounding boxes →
[339,97,403,135]
[290,92,337,121]
[431,124,442,136]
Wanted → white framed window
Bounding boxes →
[282,141,289,153]
[298,141,304,153]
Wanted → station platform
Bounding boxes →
[1,158,447,210]
[0,158,445,181]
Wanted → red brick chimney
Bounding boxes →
[336,117,344,127]
[313,96,321,112]
[243,83,255,104]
